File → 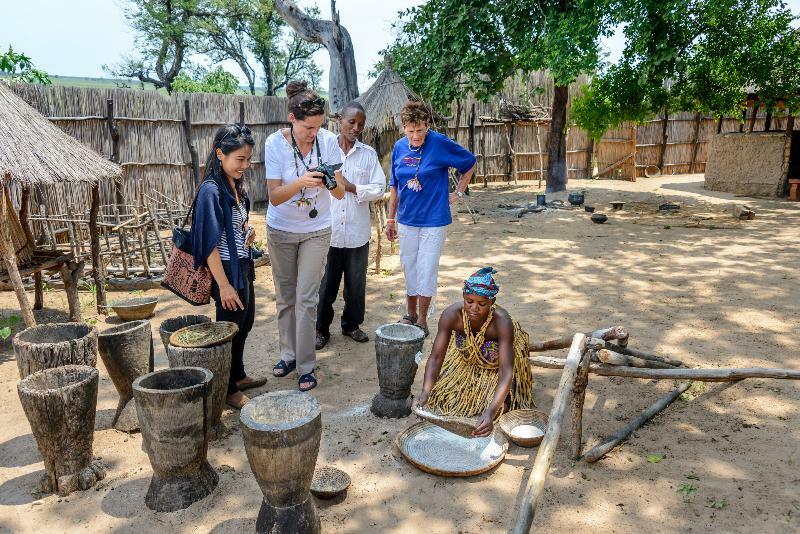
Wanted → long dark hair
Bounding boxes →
[286,80,325,120]
[204,123,255,200]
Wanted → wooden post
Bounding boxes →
[89,183,107,313]
[584,381,692,463]
[106,99,124,214]
[480,136,487,188]
[536,123,544,188]
[689,112,703,173]
[511,124,517,184]
[1,182,36,327]
[657,108,669,171]
[765,110,772,131]
[184,99,200,187]
[786,114,795,135]
[717,116,724,134]
[513,333,586,534]
[467,102,475,192]
[239,100,245,126]
[33,272,44,310]
[584,138,595,180]
[569,348,592,459]
[59,260,84,323]
[504,124,513,183]
[146,200,169,267]
[748,102,759,133]
[35,186,55,250]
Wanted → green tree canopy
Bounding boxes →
[172,65,240,93]
[0,46,51,84]
[572,0,800,139]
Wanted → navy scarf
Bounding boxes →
[191,174,249,291]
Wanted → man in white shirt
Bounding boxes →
[316,102,386,349]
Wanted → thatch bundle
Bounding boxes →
[354,56,422,137]
[0,82,122,186]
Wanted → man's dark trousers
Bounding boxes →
[316,243,369,336]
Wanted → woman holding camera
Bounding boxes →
[192,124,266,410]
[264,80,345,391]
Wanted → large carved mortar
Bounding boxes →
[371,323,425,418]
[13,323,97,379]
[98,320,154,432]
[17,365,106,496]
[166,340,232,433]
[133,367,218,512]
[158,315,211,352]
[241,391,322,534]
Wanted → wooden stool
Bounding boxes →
[789,178,800,201]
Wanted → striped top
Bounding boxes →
[218,200,249,260]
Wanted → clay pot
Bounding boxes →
[158,315,212,352]
[568,192,585,206]
[17,365,106,495]
[133,367,218,512]
[371,323,425,418]
[241,391,322,534]
[166,338,232,432]
[13,322,97,379]
[97,320,154,432]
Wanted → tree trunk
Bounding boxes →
[13,323,97,379]
[546,84,569,192]
[273,0,359,111]
[17,365,106,495]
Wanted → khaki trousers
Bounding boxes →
[267,226,331,375]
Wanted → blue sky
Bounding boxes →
[2,0,799,92]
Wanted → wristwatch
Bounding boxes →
[455,190,465,198]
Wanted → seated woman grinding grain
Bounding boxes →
[411,267,535,437]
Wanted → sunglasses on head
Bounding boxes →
[297,96,325,111]
[220,124,252,143]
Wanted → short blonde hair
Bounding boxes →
[400,100,431,125]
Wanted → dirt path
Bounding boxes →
[0,175,798,533]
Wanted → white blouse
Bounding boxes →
[264,128,343,233]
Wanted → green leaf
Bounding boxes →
[647,454,663,463]
[0,327,11,340]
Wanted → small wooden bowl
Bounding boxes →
[497,409,549,447]
[169,321,239,348]
[110,296,159,321]
[311,466,351,499]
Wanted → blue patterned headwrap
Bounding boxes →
[463,267,499,298]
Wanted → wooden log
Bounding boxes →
[89,184,107,313]
[33,271,44,310]
[584,381,692,463]
[167,341,233,433]
[98,320,154,432]
[530,326,628,353]
[529,336,573,352]
[528,356,800,381]
[133,367,218,511]
[59,261,84,323]
[590,325,629,347]
[514,333,586,534]
[569,348,592,460]
[1,183,36,327]
[17,365,106,495]
[596,348,676,369]
[603,342,683,367]
[13,322,98,378]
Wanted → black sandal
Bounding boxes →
[298,372,318,391]
[273,360,296,378]
[398,314,418,325]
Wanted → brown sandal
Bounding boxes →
[399,314,418,325]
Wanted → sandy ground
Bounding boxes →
[0,174,799,533]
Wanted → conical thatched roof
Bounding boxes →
[354,56,423,135]
[0,81,122,185]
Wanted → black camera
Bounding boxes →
[315,162,342,190]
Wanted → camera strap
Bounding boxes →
[289,128,321,176]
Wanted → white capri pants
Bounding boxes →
[398,223,447,298]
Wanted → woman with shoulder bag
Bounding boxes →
[264,80,346,391]
[192,123,266,409]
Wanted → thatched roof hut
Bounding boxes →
[0,82,122,186]
[0,81,123,327]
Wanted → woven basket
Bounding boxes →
[395,421,508,477]
[169,321,239,348]
[497,409,549,447]
[310,466,351,499]
[110,297,159,321]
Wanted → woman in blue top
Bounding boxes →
[385,101,476,336]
